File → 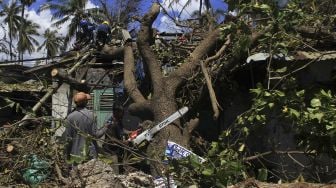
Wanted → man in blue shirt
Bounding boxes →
[75,16,96,47]
[96,21,112,47]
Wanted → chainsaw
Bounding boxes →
[128,107,189,145]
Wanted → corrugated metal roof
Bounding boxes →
[0,82,46,92]
[295,51,336,61]
[246,51,336,63]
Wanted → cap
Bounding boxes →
[74,92,91,103]
[102,21,109,25]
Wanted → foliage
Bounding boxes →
[169,143,246,187]
[234,79,336,158]
[169,75,336,185]
[220,0,336,66]
[37,29,64,58]
[17,19,40,55]
[0,1,22,60]
[0,119,66,185]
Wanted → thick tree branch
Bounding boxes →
[184,118,200,134]
[200,61,220,120]
[128,101,153,120]
[200,36,230,119]
[51,68,91,92]
[167,28,221,91]
[123,43,146,103]
[137,3,164,97]
[204,35,231,65]
[55,163,69,184]
[295,26,336,41]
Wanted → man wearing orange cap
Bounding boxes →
[63,92,108,162]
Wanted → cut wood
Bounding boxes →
[19,52,92,126]
[6,144,14,153]
[201,61,220,120]
[51,68,91,91]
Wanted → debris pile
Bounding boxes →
[68,159,154,188]
[0,121,62,186]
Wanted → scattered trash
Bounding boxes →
[22,155,50,185]
[165,140,205,163]
[154,140,205,188]
[154,176,177,188]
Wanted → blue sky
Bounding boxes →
[0,0,228,62]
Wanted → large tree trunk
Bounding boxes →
[20,4,24,65]
[9,28,13,61]
[123,3,223,175]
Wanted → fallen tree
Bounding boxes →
[122,0,336,181]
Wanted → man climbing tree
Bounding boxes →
[96,21,112,48]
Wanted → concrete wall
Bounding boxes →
[52,83,72,137]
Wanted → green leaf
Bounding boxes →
[268,102,274,108]
[189,155,202,168]
[202,167,214,176]
[274,90,285,97]
[320,89,332,98]
[237,116,244,125]
[68,154,85,164]
[238,144,245,152]
[311,98,322,107]
[326,124,334,131]
[289,108,300,118]
[257,168,268,181]
[296,90,305,97]
[242,127,249,135]
[275,67,287,73]
[208,142,219,156]
[260,4,271,10]
[264,91,271,96]
[310,113,324,123]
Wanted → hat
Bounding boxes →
[74,92,91,103]
[102,21,109,25]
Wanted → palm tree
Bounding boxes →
[17,19,40,60]
[39,0,100,47]
[37,29,63,63]
[19,0,36,63]
[0,1,22,60]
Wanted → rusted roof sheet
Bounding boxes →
[247,51,336,63]
[0,82,47,92]
[294,51,336,61]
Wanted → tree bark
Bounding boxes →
[200,61,219,119]
[9,27,13,61]
[51,68,90,91]
[122,3,191,175]
[167,28,221,92]
[123,43,146,103]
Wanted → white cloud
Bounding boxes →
[157,15,183,33]
[86,0,97,9]
[161,0,203,19]
[157,0,204,32]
